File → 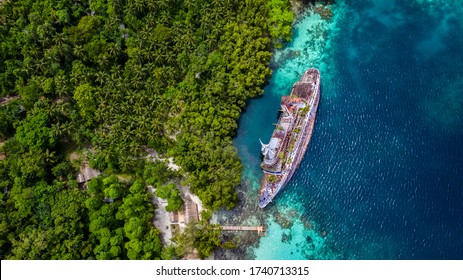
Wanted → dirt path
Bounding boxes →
[146,149,180,171]
[148,186,173,244]
[0,96,19,106]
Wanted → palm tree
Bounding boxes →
[98,54,109,68]
[58,121,74,137]
[119,154,136,172]
[105,15,120,33]
[43,149,57,165]
[146,0,157,12]
[149,93,162,109]
[108,43,121,58]
[165,52,176,66]
[95,71,108,85]
[133,103,144,115]
[140,90,149,103]
[73,45,85,59]
[156,0,170,11]
[125,90,138,105]
[28,46,41,58]
[22,56,35,75]
[133,64,145,80]
[184,0,196,11]
[51,122,63,138]
[53,33,66,47]
[131,79,144,90]
[152,67,164,83]
[169,98,183,116]
[144,46,155,61]
[205,34,217,50]
[153,48,166,65]
[145,78,158,92]
[146,131,157,143]
[94,108,106,122]
[179,31,196,54]
[35,58,47,73]
[163,66,177,83]
[150,118,164,135]
[159,10,171,25]
[133,0,145,13]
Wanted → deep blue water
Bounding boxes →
[230,0,463,259]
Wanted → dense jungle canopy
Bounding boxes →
[0,0,294,259]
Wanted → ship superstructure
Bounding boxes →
[259,68,320,208]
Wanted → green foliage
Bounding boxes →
[4,182,90,260]
[1,0,294,212]
[155,183,176,199]
[155,183,184,212]
[200,210,213,221]
[51,161,73,179]
[161,244,180,260]
[0,0,296,259]
[267,0,295,46]
[88,153,108,170]
[0,101,22,140]
[102,175,124,200]
[194,224,222,259]
[268,175,278,183]
[15,107,55,151]
[86,177,162,260]
[73,83,96,124]
[166,190,183,212]
[143,161,174,186]
[173,222,222,259]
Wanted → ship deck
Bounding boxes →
[259,68,320,208]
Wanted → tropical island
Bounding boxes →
[0,0,332,259]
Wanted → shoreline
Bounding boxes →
[214,2,340,260]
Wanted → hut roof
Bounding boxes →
[77,166,100,183]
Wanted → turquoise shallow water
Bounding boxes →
[227,0,463,259]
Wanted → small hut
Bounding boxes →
[77,166,100,184]
[183,196,199,224]
[168,194,199,225]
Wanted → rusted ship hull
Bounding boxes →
[259,69,320,208]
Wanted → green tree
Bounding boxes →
[267,0,294,45]
[74,83,97,124]
[155,183,183,212]
[155,183,176,199]
[165,189,183,212]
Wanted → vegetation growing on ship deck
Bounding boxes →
[0,0,293,259]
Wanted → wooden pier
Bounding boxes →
[221,226,266,236]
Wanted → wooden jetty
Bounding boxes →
[221,225,266,236]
